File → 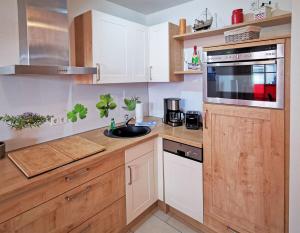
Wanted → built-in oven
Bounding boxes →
[203,44,285,109]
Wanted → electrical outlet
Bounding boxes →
[50,116,59,126]
[60,116,67,124]
[50,114,68,126]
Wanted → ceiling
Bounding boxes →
[106,0,193,14]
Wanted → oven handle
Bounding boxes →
[206,60,277,67]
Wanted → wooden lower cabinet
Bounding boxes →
[0,151,124,224]
[203,104,285,233]
[0,166,125,233]
[125,142,156,224]
[69,197,126,233]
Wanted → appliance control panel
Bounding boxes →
[203,44,284,63]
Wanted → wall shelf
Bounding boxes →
[174,70,202,75]
[173,13,291,41]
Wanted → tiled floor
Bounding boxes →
[127,210,203,233]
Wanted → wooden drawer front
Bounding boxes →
[70,197,126,233]
[0,151,124,224]
[0,166,125,233]
[125,139,154,163]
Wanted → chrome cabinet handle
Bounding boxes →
[65,185,91,201]
[207,60,276,67]
[149,66,153,81]
[128,166,133,185]
[96,63,101,82]
[204,109,208,129]
[65,168,90,182]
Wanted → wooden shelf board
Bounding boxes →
[173,13,291,41]
[174,70,203,75]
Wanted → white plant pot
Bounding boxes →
[135,102,144,123]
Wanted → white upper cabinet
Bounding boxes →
[92,11,130,83]
[148,22,184,83]
[74,10,183,84]
[149,23,169,82]
[74,10,149,84]
[130,23,149,82]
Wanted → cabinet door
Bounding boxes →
[0,167,125,233]
[130,23,149,82]
[92,11,130,84]
[203,104,284,233]
[149,23,169,82]
[126,152,156,224]
[69,197,126,233]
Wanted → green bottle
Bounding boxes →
[110,118,116,130]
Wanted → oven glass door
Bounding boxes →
[205,59,284,108]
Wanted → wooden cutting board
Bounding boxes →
[48,136,106,160]
[8,144,73,178]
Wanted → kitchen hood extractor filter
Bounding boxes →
[0,0,96,76]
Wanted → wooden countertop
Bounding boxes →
[0,117,202,202]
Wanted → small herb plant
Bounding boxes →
[96,94,117,118]
[123,97,140,111]
[0,112,52,130]
[67,104,88,122]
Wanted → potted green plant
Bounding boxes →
[123,97,140,112]
[123,97,143,123]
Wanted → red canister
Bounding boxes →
[232,9,244,24]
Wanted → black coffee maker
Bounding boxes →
[163,98,184,127]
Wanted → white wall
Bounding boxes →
[0,0,149,152]
[289,0,300,232]
[0,0,19,66]
[68,0,146,24]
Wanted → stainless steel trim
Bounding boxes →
[128,166,133,185]
[203,58,285,109]
[206,50,278,63]
[277,44,285,58]
[0,65,97,75]
[0,0,97,76]
[205,44,284,63]
[202,51,207,63]
[96,63,101,82]
[167,98,180,111]
[163,139,203,162]
[17,0,69,66]
[206,60,276,67]
[203,43,285,109]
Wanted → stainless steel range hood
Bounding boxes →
[0,0,96,76]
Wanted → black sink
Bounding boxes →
[104,124,151,138]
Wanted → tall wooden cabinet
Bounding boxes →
[203,103,285,233]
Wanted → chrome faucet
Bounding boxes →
[124,114,134,127]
